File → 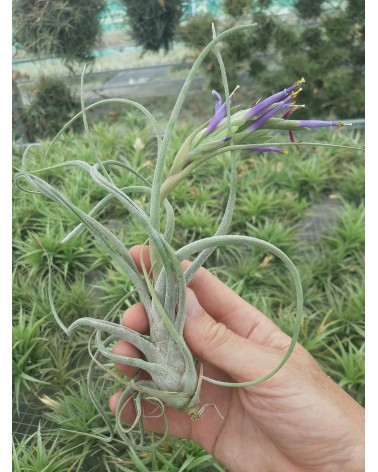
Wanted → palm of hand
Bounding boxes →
[164,346,362,472]
[110,248,364,472]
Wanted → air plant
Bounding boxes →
[15,24,362,450]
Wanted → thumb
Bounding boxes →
[184,289,279,382]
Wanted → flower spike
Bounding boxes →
[170,73,353,189]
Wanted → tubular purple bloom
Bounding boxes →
[206,85,240,135]
[247,95,293,132]
[206,103,228,135]
[212,90,223,112]
[297,120,347,128]
[245,77,305,119]
[247,146,286,154]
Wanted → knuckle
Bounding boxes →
[203,320,233,351]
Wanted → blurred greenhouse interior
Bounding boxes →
[12,0,364,142]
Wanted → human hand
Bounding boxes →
[110,245,364,472]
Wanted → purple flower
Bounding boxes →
[247,95,293,132]
[245,77,305,119]
[206,86,239,135]
[212,90,223,112]
[247,146,286,154]
[297,120,346,128]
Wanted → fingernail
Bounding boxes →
[186,289,202,317]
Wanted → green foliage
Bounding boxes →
[326,338,365,405]
[21,76,80,141]
[43,379,128,470]
[223,0,252,17]
[14,224,92,280]
[176,13,216,50]
[176,203,220,239]
[116,437,226,471]
[235,186,285,223]
[322,202,365,257]
[247,219,298,258]
[12,0,106,67]
[12,309,49,412]
[324,278,364,324]
[294,0,325,19]
[42,380,224,471]
[223,0,273,16]
[12,111,364,468]
[288,154,335,199]
[339,164,365,204]
[121,0,183,53]
[13,427,78,472]
[39,334,87,391]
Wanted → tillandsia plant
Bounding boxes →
[15,24,361,450]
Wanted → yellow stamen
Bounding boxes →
[291,88,302,99]
[295,77,305,86]
[230,84,240,99]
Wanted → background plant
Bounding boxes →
[176,13,217,51]
[262,0,365,119]
[120,0,183,53]
[12,308,49,413]
[20,76,81,141]
[12,0,106,69]
[13,427,80,472]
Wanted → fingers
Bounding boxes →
[121,302,150,334]
[129,244,281,344]
[112,340,142,378]
[184,289,282,383]
[112,302,149,378]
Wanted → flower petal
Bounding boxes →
[206,85,240,135]
[247,95,293,132]
[247,146,286,154]
[212,90,223,112]
[245,78,304,119]
[297,120,347,128]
